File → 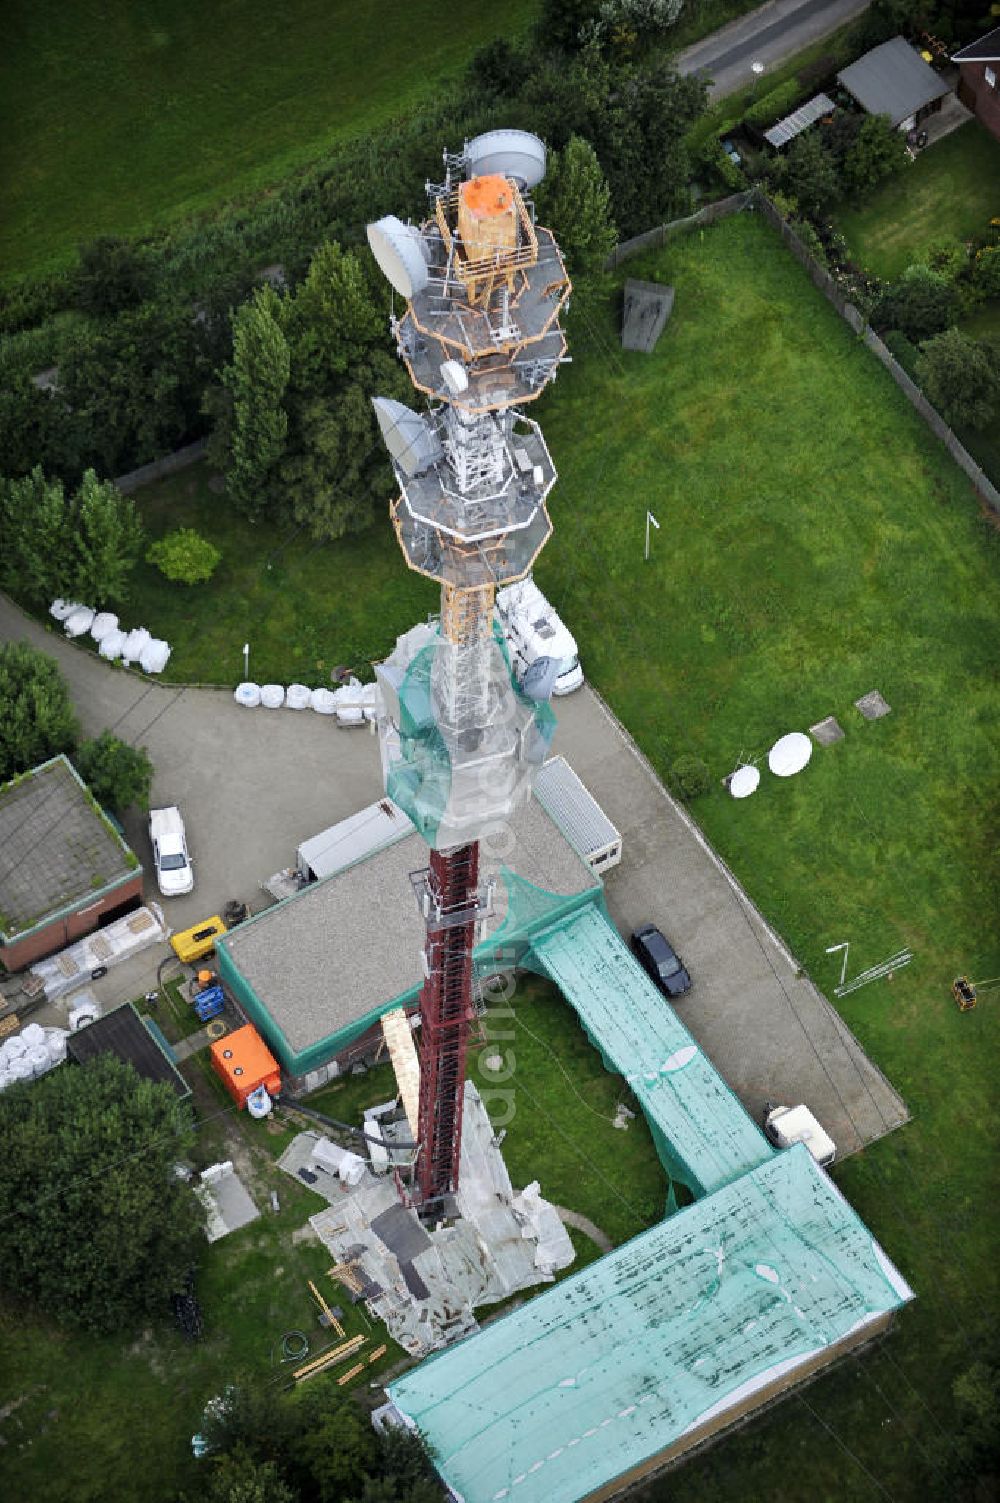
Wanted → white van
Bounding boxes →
[496,578,583,696]
[763,1103,836,1168]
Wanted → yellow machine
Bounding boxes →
[170,915,227,964]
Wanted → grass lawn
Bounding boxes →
[128,468,438,685]
[834,120,1000,280]
[531,213,1000,1499]
[0,0,538,284]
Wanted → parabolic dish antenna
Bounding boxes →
[366,216,428,300]
[464,129,546,189]
[372,397,441,477]
[768,732,813,778]
[729,765,761,799]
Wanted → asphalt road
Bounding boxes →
[678,0,872,99]
[1,594,907,1158]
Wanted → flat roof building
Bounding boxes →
[217,795,600,1080]
[0,755,143,971]
[66,1001,190,1099]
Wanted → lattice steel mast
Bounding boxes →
[368,131,571,1210]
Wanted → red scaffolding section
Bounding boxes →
[415,842,480,1207]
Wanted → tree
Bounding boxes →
[779,131,840,217]
[0,643,78,782]
[283,241,383,390]
[203,1449,297,1503]
[874,264,958,342]
[537,0,603,51]
[535,135,617,281]
[220,286,290,518]
[73,732,153,813]
[0,1055,202,1333]
[76,235,150,317]
[598,58,708,236]
[70,469,145,604]
[916,328,1000,431]
[0,468,74,603]
[146,527,222,585]
[841,114,909,195]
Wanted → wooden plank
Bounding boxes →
[292,1334,365,1383]
[367,1344,388,1364]
[336,1362,366,1386]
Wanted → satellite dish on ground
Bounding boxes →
[366,216,429,299]
[464,130,546,189]
[729,765,760,799]
[372,398,441,477]
[768,732,813,778]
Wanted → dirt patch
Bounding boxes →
[291,1223,320,1246]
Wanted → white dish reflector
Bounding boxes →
[372,397,441,476]
[729,765,760,799]
[366,216,428,299]
[768,732,813,778]
[465,129,547,188]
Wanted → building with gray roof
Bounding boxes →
[837,36,950,129]
[0,755,143,971]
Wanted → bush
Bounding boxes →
[841,113,909,194]
[873,265,957,342]
[146,526,222,585]
[73,732,153,813]
[744,78,803,130]
[971,244,1000,300]
[916,328,1000,432]
[699,139,745,192]
[671,753,712,799]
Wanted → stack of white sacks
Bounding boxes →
[0,1022,70,1091]
[233,675,378,724]
[49,600,171,674]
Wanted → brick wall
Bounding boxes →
[958,62,1000,140]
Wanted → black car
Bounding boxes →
[630,923,692,998]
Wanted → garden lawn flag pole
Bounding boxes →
[368,130,571,1210]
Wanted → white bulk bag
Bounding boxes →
[285,683,311,710]
[64,606,95,637]
[90,612,119,642]
[139,638,171,674]
[259,684,285,709]
[234,681,261,708]
[99,629,128,661]
[121,627,151,666]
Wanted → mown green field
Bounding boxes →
[834,119,1000,280]
[0,0,537,282]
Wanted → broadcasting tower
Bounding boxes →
[368,131,570,1211]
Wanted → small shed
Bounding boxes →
[0,755,143,972]
[66,1002,190,1099]
[953,28,1000,141]
[211,1023,281,1108]
[533,756,622,873]
[837,36,951,130]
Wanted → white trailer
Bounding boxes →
[496,578,583,696]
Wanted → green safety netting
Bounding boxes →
[526,906,774,1198]
[389,1145,913,1503]
[377,621,556,849]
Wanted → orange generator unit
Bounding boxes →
[210,1023,281,1108]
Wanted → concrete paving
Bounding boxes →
[678,0,872,101]
[0,593,907,1158]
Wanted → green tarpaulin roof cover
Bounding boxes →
[390,1145,912,1503]
[389,903,912,1503]
[526,906,773,1197]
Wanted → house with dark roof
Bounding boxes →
[837,35,951,130]
[0,755,143,971]
[953,27,1000,140]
